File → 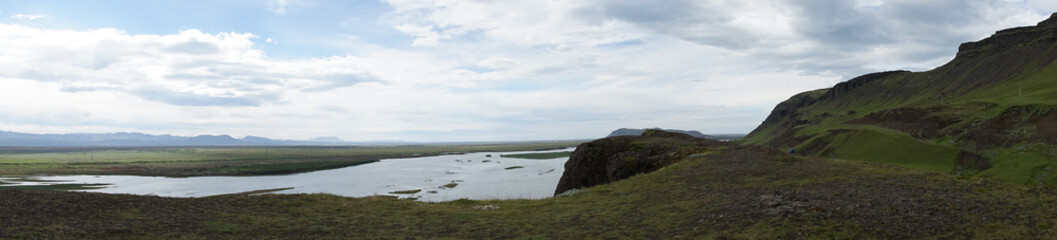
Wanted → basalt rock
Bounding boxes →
[554,130,728,195]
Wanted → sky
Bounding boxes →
[0,0,1054,142]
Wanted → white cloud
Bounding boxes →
[364,0,1051,138]
[477,57,516,70]
[0,19,801,140]
[11,14,44,20]
[393,24,445,46]
[0,24,398,138]
[0,1,1053,141]
[269,0,289,14]
[383,0,1046,77]
[383,0,646,48]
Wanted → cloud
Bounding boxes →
[0,1,1052,142]
[302,73,382,92]
[0,24,380,109]
[393,24,446,47]
[356,0,1050,140]
[11,14,44,20]
[132,88,279,107]
[553,0,1044,77]
[580,0,766,49]
[166,40,221,55]
[269,0,290,14]
[382,0,646,48]
[477,57,516,70]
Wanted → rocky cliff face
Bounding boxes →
[958,12,1057,58]
[554,130,728,195]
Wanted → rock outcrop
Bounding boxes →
[554,130,728,195]
[606,128,712,139]
[957,12,1057,58]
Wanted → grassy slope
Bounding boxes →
[4,145,1057,239]
[977,145,1057,186]
[854,61,1053,183]
[957,61,1057,186]
[796,126,961,173]
[0,142,584,177]
[741,24,1057,187]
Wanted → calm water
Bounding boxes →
[1,148,572,202]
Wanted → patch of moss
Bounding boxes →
[818,128,961,173]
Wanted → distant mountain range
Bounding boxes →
[606,128,745,141]
[0,130,399,147]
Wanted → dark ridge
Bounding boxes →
[606,128,712,139]
[1039,12,1057,28]
[956,13,1057,58]
[752,89,826,133]
[825,71,910,100]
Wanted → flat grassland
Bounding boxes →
[0,141,583,177]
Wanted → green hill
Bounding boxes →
[742,13,1057,186]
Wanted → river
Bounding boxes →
[0,148,573,202]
